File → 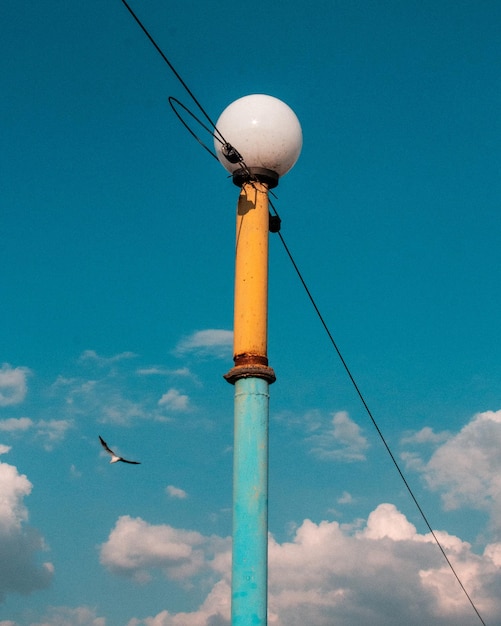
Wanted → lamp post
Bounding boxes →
[214,94,302,626]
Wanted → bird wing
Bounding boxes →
[99,435,115,456]
[100,436,141,464]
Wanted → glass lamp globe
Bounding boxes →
[214,94,302,188]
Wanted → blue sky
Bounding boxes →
[2,0,501,624]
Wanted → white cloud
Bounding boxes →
[166,485,188,499]
[79,350,137,366]
[45,356,200,428]
[158,389,190,412]
[108,503,501,626]
[404,410,501,532]
[137,367,192,377]
[0,445,11,456]
[102,398,147,425]
[307,411,369,462]
[0,460,53,601]
[266,505,501,626]
[99,516,227,584]
[484,543,501,567]
[127,580,230,626]
[401,426,451,445]
[137,367,168,376]
[0,364,30,407]
[361,502,419,540]
[0,463,31,533]
[31,606,106,626]
[70,464,82,478]
[64,377,147,426]
[58,372,159,426]
[175,330,233,358]
[0,418,72,450]
[50,358,202,426]
[170,367,193,377]
[35,419,73,450]
[0,417,34,432]
[337,491,353,505]
[399,450,425,472]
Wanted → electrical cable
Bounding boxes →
[168,97,220,161]
[119,0,222,141]
[118,3,487,623]
[269,202,487,626]
[120,0,251,178]
[167,96,257,189]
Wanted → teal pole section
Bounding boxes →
[232,375,269,626]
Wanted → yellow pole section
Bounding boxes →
[233,181,269,366]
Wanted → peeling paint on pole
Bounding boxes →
[226,182,273,625]
[231,376,269,625]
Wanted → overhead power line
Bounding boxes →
[269,203,486,626]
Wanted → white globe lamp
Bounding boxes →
[214,94,302,188]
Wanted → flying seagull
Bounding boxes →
[99,435,141,464]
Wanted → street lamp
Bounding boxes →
[215,94,302,626]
